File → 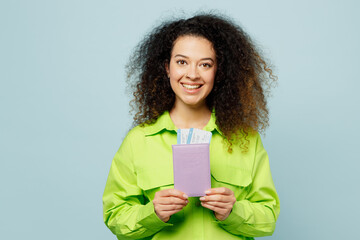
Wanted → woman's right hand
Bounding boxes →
[153,189,188,222]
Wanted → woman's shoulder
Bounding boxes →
[124,118,165,138]
[126,111,174,137]
[124,124,149,139]
[228,129,264,154]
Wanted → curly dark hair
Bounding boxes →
[126,13,277,151]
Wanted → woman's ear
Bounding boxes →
[165,61,170,78]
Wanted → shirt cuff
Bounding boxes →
[215,201,246,227]
[138,201,173,230]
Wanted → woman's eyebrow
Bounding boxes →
[174,54,189,59]
[174,54,215,62]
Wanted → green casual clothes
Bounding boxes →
[103,111,280,240]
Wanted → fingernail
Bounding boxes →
[205,190,211,194]
[199,197,205,201]
[183,194,188,199]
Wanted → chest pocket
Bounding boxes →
[211,164,252,199]
[136,167,174,199]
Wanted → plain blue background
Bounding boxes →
[1,0,359,239]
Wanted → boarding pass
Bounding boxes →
[177,128,212,144]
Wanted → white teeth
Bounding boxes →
[182,84,201,89]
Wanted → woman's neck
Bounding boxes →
[169,103,212,129]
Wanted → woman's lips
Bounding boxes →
[181,83,202,90]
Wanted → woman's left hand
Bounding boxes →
[200,187,236,221]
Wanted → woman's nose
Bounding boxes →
[186,64,199,80]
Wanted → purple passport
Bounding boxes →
[172,143,211,197]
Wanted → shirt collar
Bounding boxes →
[143,111,176,136]
[203,111,222,135]
[144,110,223,136]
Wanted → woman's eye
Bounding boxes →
[176,60,187,65]
[201,63,212,68]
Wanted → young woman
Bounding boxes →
[103,13,280,240]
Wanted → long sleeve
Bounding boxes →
[102,132,171,240]
[217,134,280,237]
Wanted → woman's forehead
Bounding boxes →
[171,35,216,59]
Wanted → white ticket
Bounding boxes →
[177,128,212,144]
[189,128,212,144]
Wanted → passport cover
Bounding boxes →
[172,143,211,197]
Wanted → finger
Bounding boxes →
[159,209,181,217]
[199,200,229,208]
[200,195,233,203]
[153,197,188,209]
[154,201,188,209]
[158,197,188,205]
[155,209,181,222]
[201,202,230,216]
[156,189,188,199]
[205,187,233,195]
[156,204,187,211]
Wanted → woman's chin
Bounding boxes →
[176,99,208,110]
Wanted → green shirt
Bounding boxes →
[103,111,280,240]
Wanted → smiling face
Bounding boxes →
[166,35,217,110]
